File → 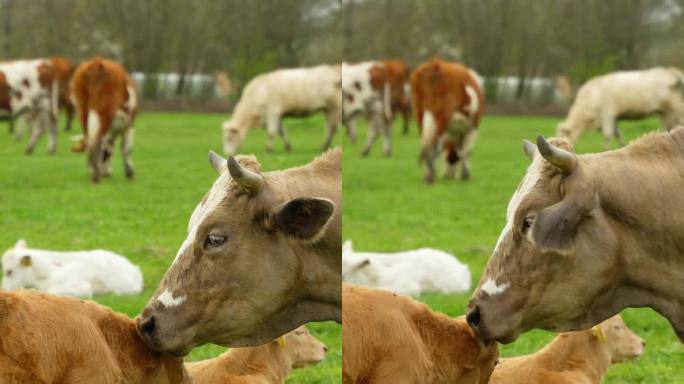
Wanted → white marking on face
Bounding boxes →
[493,154,544,253]
[481,278,510,296]
[157,289,187,308]
[171,172,231,264]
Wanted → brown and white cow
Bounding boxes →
[467,128,684,344]
[489,315,645,384]
[138,148,341,356]
[186,325,327,384]
[411,58,484,183]
[0,290,189,384]
[342,60,411,156]
[0,59,59,154]
[71,57,137,182]
[343,284,498,384]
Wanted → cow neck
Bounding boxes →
[583,132,684,340]
[537,331,612,382]
[217,342,293,383]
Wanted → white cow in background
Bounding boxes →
[557,67,684,148]
[222,65,342,155]
[1,239,143,297]
[342,240,471,296]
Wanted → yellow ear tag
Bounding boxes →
[276,336,287,346]
[592,326,606,342]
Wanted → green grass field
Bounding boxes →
[343,115,684,383]
[0,112,342,383]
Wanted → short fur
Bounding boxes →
[186,325,326,384]
[343,284,498,384]
[489,315,645,384]
[0,290,189,384]
[72,57,137,182]
[410,58,485,183]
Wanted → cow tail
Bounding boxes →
[383,82,392,122]
[51,80,59,121]
[419,111,437,164]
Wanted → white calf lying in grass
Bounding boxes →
[1,239,143,297]
[186,325,327,384]
[342,240,471,296]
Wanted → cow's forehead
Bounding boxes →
[187,172,232,232]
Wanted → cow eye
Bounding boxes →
[521,216,534,234]
[205,234,226,248]
[353,81,361,91]
[5,269,12,277]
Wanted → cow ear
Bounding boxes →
[530,199,587,254]
[19,255,32,267]
[14,239,27,249]
[342,240,353,254]
[272,198,335,241]
[356,259,371,270]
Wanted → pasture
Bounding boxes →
[0,112,342,384]
[343,115,684,383]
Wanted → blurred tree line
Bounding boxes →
[343,0,684,97]
[0,0,341,100]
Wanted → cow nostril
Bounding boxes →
[141,316,156,336]
[323,345,328,352]
[642,340,646,347]
[466,306,481,328]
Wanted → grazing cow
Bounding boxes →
[467,129,684,344]
[411,58,484,183]
[222,65,342,155]
[72,57,137,182]
[0,59,59,154]
[1,239,143,297]
[342,240,471,296]
[186,325,327,384]
[490,315,645,384]
[557,67,684,148]
[343,284,498,384]
[342,60,411,156]
[138,149,341,356]
[0,290,189,384]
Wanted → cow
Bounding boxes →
[342,60,411,156]
[411,58,484,183]
[71,57,137,182]
[489,315,645,384]
[343,284,498,384]
[137,148,341,356]
[0,290,189,384]
[222,65,342,155]
[0,59,59,154]
[2,239,143,297]
[466,129,684,345]
[12,57,77,140]
[557,67,684,148]
[342,240,471,296]
[186,325,327,384]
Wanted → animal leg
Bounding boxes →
[361,114,381,157]
[100,131,117,177]
[600,113,616,150]
[64,101,75,132]
[122,126,135,179]
[278,121,291,151]
[344,119,357,144]
[24,117,45,155]
[613,122,625,147]
[322,108,340,150]
[47,112,58,155]
[381,116,392,157]
[460,129,478,180]
[265,113,280,153]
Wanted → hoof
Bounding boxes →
[424,174,435,184]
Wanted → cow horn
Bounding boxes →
[536,135,577,174]
[208,150,227,173]
[227,156,264,193]
[522,139,536,161]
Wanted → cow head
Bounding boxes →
[284,325,327,368]
[1,239,51,291]
[599,315,645,363]
[138,150,340,356]
[467,136,623,343]
[222,120,247,155]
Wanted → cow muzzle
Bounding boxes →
[466,298,522,344]
[136,312,194,357]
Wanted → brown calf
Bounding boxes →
[342,284,498,384]
[0,290,189,384]
[411,58,484,183]
[72,57,137,182]
[186,325,327,384]
[489,315,645,384]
